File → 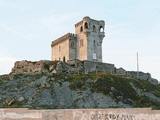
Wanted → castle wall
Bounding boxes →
[87,33,103,62]
[114,68,159,85]
[83,60,115,74]
[11,60,52,74]
[69,37,77,60]
[52,38,70,61]
[87,20,104,62]
[75,20,88,61]
[10,60,158,85]
[77,33,88,61]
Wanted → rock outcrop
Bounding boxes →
[0,72,160,109]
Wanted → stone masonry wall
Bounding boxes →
[0,108,160,120]
[11,60,54,74]
[10,60,158,85]
[11,60,114,75]
[83,60,115,74]
[115,67,158,85]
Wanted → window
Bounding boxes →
[94,40,96,47]
[93,40,97,59]
[84,22,88,29]
[80,26,83,32]
[99,26,104,32]
[59,46,61,52]
[71,41,74,48]
[93,25,96,32]
[93,40,96,52]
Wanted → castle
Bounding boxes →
[9,16,158,85]
[51,16,105,62]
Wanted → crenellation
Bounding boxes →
[75,20,83,27]
[51,33,76,47]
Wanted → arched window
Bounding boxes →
[84,22,88,29]
[99,26,104,32]
[93,25,96,32]
[80,26,83,32]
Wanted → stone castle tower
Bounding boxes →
[51,16,105,62]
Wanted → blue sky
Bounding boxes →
[0,0,160,80]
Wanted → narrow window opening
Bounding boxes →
[84,22,88,29]
[63,56,66,62]
[71,41,74,48]
[59,46,61,52]
[93,25,96,32]
[80,26,83,32]
[93,40,97,60]
[93,40,96,52]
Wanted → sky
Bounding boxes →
[0,0,160,80]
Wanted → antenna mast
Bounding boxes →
[137,52,139,78]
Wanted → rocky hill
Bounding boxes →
[0,60,160,109]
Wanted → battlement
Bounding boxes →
[75,16,105,28]
[75,20,83,27]
[51,33,76,47]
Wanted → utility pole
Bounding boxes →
[137,52,139,78]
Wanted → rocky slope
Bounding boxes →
[0,70,160,109]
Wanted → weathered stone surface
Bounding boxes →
[149,78,159,85]
[116,67,127,75]
[11,60,52,74]
[127,71,151,81]
[10,60,158,85]
[0,72,160,109]
[10,60,115,75]
[17,96,25,102]
[83,60,115,74]
[0,108,160,120]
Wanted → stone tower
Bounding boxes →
[51,16,105,62]
[75,16,105,62]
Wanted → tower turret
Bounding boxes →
[75,16,105,62]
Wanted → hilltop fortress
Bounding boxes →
[1,16,160,112]
[9,17,158,85]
